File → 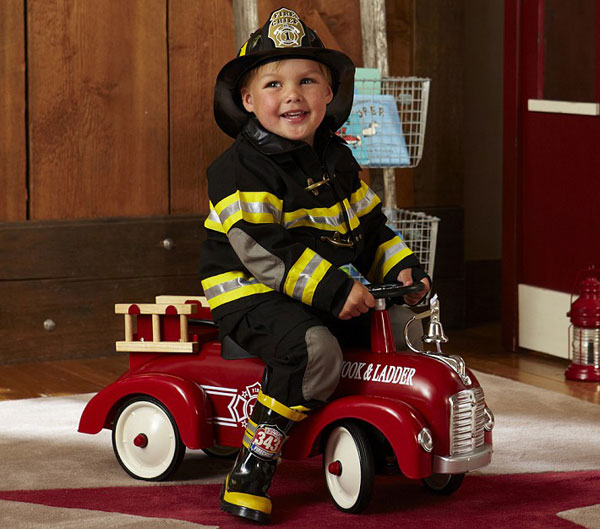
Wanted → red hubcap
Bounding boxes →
[328,460,342,476]
[133,433,148,448]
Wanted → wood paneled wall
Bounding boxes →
[1,0,433,223]
[1,0,465,224]
[386,0,416,207]
[2,0,236,221]
[0,1,367,363]
[169,0,235,214]
[1,0,27,221]
[413,0,465,207]
[0,1,467,363]
[28,1,169,219]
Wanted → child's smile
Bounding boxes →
[281,110,307,122]
[241,59,333,146]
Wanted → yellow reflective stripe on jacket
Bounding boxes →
[282,200,360,233]
[201,271,273,309]
[341,198,361,230]
[368,236,413,283]
[350,181,380,218]
[283,248,331,305]
[282,203,348,233]
[213,191,283,232]
[204,202,226,233]
[210,186,371,235]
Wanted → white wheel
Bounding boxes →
[323,423,375,513]
[112,396,185,481]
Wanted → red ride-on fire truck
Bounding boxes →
[78,284,494,513]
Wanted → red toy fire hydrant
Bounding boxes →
[565,267,600,381]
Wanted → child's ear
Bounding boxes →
[325,84,333,104]
[240,87,254,113]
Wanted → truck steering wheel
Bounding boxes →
[366,282,426,300]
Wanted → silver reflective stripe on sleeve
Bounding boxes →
[385,239,408,257]
[351,186,379,217]
[204,203,226,233]
[208,207,220,223]
[292,253,325,300]
[368,236,412,282]
[283,248,331,305]
[203,275,268,301]
[218,198,282,226]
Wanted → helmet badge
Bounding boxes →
[268,8,306,48]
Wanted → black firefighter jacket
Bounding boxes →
[199,118,425,327]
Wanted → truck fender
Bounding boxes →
[283,395,432,479]
[78,373,213,449]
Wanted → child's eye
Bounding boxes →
[300,78,315,85]
[265,81,281,88]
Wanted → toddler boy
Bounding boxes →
[200,7,429,523]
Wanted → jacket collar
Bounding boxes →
[241,117,361,173]
[242,117,312,156]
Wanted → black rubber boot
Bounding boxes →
[220,390,308,523]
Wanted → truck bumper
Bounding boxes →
[432,443,492,474]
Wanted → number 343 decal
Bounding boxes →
[250,424,286,460]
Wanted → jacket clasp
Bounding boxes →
[321,232,355,248]
[305,175,330,196]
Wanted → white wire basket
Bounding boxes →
[387,208,439,280]
[342,208,440,284]
[337,77,431,169]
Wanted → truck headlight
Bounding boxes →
[484,406,495,431]
[417,428,434,452]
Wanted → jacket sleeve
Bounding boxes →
[207,149,354,316]
[350,178,426,284]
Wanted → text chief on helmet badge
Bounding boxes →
[268,8,306,47]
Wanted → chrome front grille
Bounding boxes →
[449,387,486,455]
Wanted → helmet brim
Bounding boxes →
[214,47,355,138]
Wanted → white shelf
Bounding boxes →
[528,99,600,116]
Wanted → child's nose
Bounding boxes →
[285,87,302,102]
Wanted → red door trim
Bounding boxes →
[596,0,600,101]
[502,0,522,352]
[535,0,545,98]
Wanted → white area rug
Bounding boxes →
[2,370,600,528]
[475,371,600,475]
[0,500,217,529]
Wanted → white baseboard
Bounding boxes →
[518,284,571,359]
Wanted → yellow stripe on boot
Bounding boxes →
[222,475,273,515]
[257,390,308,422]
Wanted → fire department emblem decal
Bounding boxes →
[268,8,305,48]
[229,381,261,427]
[250,424,285,460]
[200,381,261,428]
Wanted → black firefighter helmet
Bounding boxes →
[214,7,355,138]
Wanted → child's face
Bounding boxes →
[240,59,333,146]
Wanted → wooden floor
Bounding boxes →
[1,321,599,405]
